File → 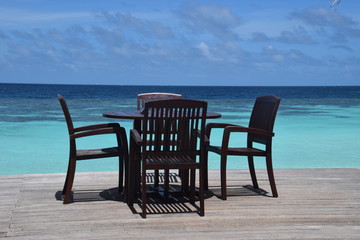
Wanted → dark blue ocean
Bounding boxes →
[1,83,359,175]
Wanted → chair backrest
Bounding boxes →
[57,94,75,135]
[248,95,281,144]
[141,99,207,155]
[137,92,182,111]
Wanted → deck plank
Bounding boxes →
[0,169,359,239]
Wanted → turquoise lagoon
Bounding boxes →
[0,84,359,175]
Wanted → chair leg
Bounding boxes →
[164,169,170,198]
[129,142,140,206]
[63,158,76,204]
[266,155,278,197]
[136,150,141,195]
[181,169,189,193]
[199,168,205,216]
[204,149,209,190]
[220,154,227,200]
[154,170,159,188]
[248,156,259,189]
[118,155,124,194]
[62,157,72,195]
[189,169,195,204]
[141,168,147,218]
[127,155,135,206]
[123,152,129,203]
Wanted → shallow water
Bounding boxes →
[1,84,359,175]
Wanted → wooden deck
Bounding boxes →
[1,168,359,239]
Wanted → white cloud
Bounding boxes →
[0,7,92,28]
[278,26,315,44]
[251,32,270,42]
[177,2,242,40]
[96,11,174,39]
[290,6,360,44]
[196,42,222,61]
[329,44,353,52]
[291,7,356,28]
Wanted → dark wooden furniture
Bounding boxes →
[128,99,208,218]
[103,110,221,203]
[205,95,281,200]
[58,94,129,204]
[137,93,182,186]
[137,92,182,111]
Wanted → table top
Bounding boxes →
[103,110,221,120]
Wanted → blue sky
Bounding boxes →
[0,0,359,86]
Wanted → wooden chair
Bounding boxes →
[129,99,208,218]
[137,92,182,188]
[57,94,129,204]
[205,95,281,200]
[137,92,182,111]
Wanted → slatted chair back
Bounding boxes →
[248,95,281,145]
[142,99,207,159]
[137,92,182,111]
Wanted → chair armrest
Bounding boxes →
[130,129,143,145]
[70,127,118,139]
[221,126,274,150]
[205,123,238,137]
[116,127,129,154]
[224,126,274,137]
[74,123,120,132]
[195,129,209,146]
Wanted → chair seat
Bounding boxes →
[144,155,199,169]
[77,147,121,160]
[208,145,266,156]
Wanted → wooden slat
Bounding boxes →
[0,169,359,239]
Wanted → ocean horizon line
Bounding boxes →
[1,82,359,88]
